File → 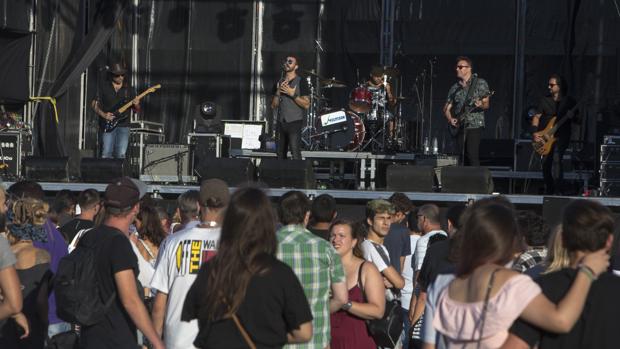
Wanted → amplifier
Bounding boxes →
[600,162,620,180]
[0,131,26,179]
[187,133,231,158]
[141,144,194,183]
[600,180,620,197]
[128,131,164,176]
[603,135,620,145]
[130,120,164,133]
[600,145,620,163]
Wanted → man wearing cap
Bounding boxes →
[150,179,229,349]
[79,177,164,349]
[91,63,140,159]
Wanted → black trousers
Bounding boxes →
[542,136,569,195]
[277,120,303,160]
[456,127,482,166]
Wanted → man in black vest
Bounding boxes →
[271,55,310,160]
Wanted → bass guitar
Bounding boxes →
[101,84,161,133]
[531,100,580,156]
[448,90,494,137]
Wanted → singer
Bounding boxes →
[443,56,491,166]
[271,55,310,160]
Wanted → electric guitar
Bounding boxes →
[448,90,494,137]
[101,84,161,133]
[531,99,581,156]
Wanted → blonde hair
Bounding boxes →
[542,225,570,274]
[12,198,49,226]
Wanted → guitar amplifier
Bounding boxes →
[140,144,195,183]
[128,130,164,176]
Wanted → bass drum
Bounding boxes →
[349,86,372,113]
[315,110,365,151]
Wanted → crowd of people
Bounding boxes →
[0,178,618,349]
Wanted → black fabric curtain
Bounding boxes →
[0,32,30,105]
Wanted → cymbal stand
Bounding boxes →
[301,76,318,150]
[393,74,405,151]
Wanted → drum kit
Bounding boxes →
[301,66,408,153]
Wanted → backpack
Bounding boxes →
[54,228,116,326]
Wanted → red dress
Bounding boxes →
[330,267,376,349]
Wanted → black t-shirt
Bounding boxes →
[510,269,620,349]
[536,95,577,142]
[95,80,135,127]
[307,226,330,241]
[58,218,94,243]
[417,239,455,292]
[79,225,139,349]
[182,254,313,349]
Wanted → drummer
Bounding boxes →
[366,66,396,110]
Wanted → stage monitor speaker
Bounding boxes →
[441,166,494,194]
[80,158,125,183]
[258,159,315,189]
[193,158,255,186]
[479,139,514,167]
[386,165,436,192]
[22,157,69,182]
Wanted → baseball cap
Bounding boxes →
[200,178,230,208]
[104,177,147,210]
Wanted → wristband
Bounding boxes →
[578,264,597,281]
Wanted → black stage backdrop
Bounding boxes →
[3,0,618,165]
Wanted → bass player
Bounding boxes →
[532,74,578,195]
[443,56,491,166]
[91,63,140,159]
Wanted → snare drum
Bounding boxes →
[315,110,365,151]
[349,86,372,113]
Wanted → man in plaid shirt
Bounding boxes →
[512,210,551,273]
[276,191,348,349]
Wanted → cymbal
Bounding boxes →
[320,78,347,88]
[395,96,411,101]
[382,66,400,77]
[302,69,323,79]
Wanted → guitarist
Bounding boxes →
[443,56,491,166]
[531,74,578,195]
[91,63,140,159]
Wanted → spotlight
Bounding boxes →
[200,101,217,119]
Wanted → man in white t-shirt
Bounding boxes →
[361,199,405,296]
[412,204,447,274]
[150,179,229,349]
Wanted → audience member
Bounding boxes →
[412,204,447,276]
[512,210,551,273]
[2,199,53,348]
[505,200,620,349]
[432,198,609,347]
[412,204,466,327]
[308,194,337,241]
[384,192,414,273]
[182,187,313,348]
[400,208,422,349]
[151,179,228,349]
[0,222,29,342]
[78,177,164,349]
[48,190,76,228]
[59,189,101,243]
[362,199,405,296]
[153,206,171,235]
[131,204,167,298]
[8,180,70,338]
[276,190,347,349]
[170,190,200,234]
[329,219,384,348]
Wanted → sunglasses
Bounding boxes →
[456,65,470,69]
[113,74,125,77]
[548,83,558,87]
[285,59,295,64]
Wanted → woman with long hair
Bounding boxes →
[182,187,312,348]
[433,199,609,348]
[329,219,384,349]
